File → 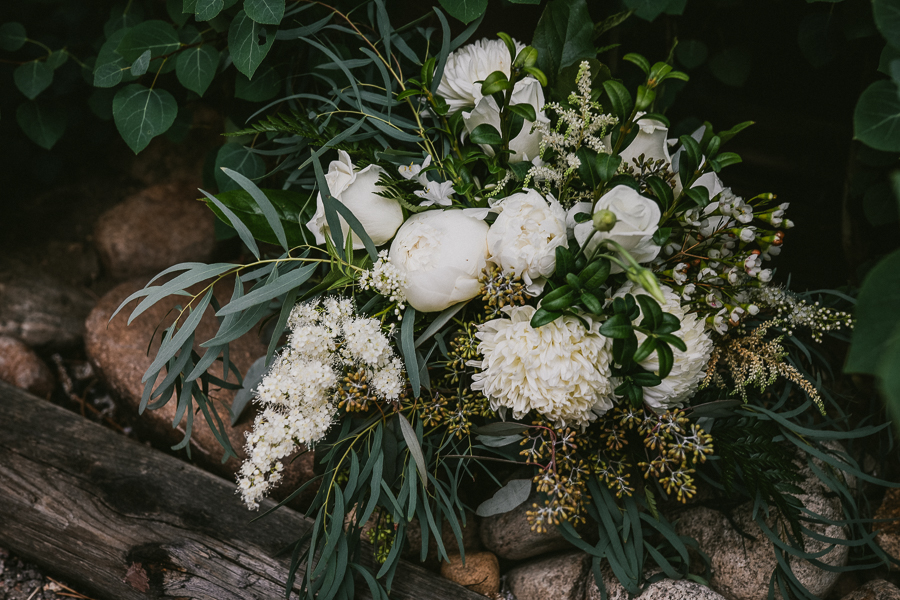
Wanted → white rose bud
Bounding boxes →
[463,78,549,163]
[389,210,489,312]
[306,150,403,250]
[487,189,567,295]
[570,185,662,272]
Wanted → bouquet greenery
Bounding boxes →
[112,1,893,598]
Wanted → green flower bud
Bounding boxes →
[592,209,617,232]
[627,267,666,304]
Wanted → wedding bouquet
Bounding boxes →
[119,1,887,598]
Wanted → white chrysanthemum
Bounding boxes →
[437,37,526,114]
[487,189,567,295]
[469,305,615,428]
[237,298,404,509]
[614,282,714,412]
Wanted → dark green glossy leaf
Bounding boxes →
[437,0,488,24]
[533,0,595,83]
[530,307,562,328]
[847,248,900,374]
[469,122,502,145]
[854,80,900,152]
[602,80,633,120]
[596,152,621,182]
[624,0,671,21]
[117,20,180,63]
[195,0,224,21]
[600,313,632,339]
[636,294,662,330]
[873,0,900,50]
[244,0,285,25]
[204,187,312,247]
[112,84,178,154]
[656,341,673,378]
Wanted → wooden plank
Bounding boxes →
[0,381,483,600]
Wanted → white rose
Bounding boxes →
[436,37,525,114]
[571,185,662,271]
[389,210,489,312]
[463,78,549,163]
[487,189,567,295]
[619,118,671,170]
[305,150,403,250]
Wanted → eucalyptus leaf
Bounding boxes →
[14,61,53,100]
[0,22,27,51]
[854,80,900,152]
[476,479,531,517]
[437,0,488,24]
[214,144,266,192]
[195,0,224,21]
[130,49,151,76]
[397,413,427,484]
[244,0,285,25]
[231,355,268,424]
[117,20,180,63]
[93,62,125,88]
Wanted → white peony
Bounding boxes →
[306,150,404,250]
[470,305,615,428]
[437,37,525,114]
[388,210,489,312]
[613,281,714,412]
[487,189,567,295]
[570,185,662,271]
[463,77,550,163]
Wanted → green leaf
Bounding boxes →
[530,307,562,328]
[533,0,595,83]
[475,479,531,517]
[602,80,633,121]
[244,0,284,25]
[131,49,151,76]
[0,22,27,51]
[14,62,53,100]
[167,0,191,26]
[624,0,671,21]
[401,306,420,397]
[470,123,502,145]
[16,102,66,150]
[623,52,650,74]
[874,0,900,50]
[676,39,708,69]
[205,187,311,247]
[45,51,68,70]
[117,20,180,63]
[195,0,224,21]
[846,248,900,375]
[708,47,752,87]
[877,319,900,418]
[596,152,621,182]
[475,422,531,436]
[854,80,900,152]
[228,10,275,79]
[235,66,280,101]
[214,144,265,191]
[437,0,488,24]
[508,102,537,123]
[600,313,632,339]
[93,62,124,88]
[656,341,673,378]
[397,413,427,483]
[112,84,178,154]
[480,69,510,95]
[176,44,219,96]
[576,147,600,188]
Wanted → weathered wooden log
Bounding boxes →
[0,381,484,600]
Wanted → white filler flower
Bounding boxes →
[614,281,714,412]
[389,209,489,312]
[470,305,615,428]
[437,37,525,114]
[487,189,567,295]
[306,150,404,250]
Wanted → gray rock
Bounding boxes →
[584,566,727,600]
[0,336,54,397]
[0,260,95,349]
[840,579,900,600]
[506,551,590,600]
[93,183,216,280]
[677,447,852,600]
[480,492,571,560]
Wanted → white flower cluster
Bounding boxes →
[237,298,404,509]
[470,305,615,428]
[359,250,408,316]
[749,286,853,342]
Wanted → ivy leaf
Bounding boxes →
[0,22,27,51]
[17,102,66,150]
[244,0,285,25]
[130,49,151,76]
[228,10,275,79]
[14,62,53,100]
[214,144,265,191]
[437,0,488,24]
[235,66,280,101]
[195,0,224,21]
[854,80,900,152]
[476,479,531,517]
[176,45,219,96]
[117,20,180,63]
[533,0,595,84]
[112,84,178,154]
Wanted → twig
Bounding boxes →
[46,577,97,600]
